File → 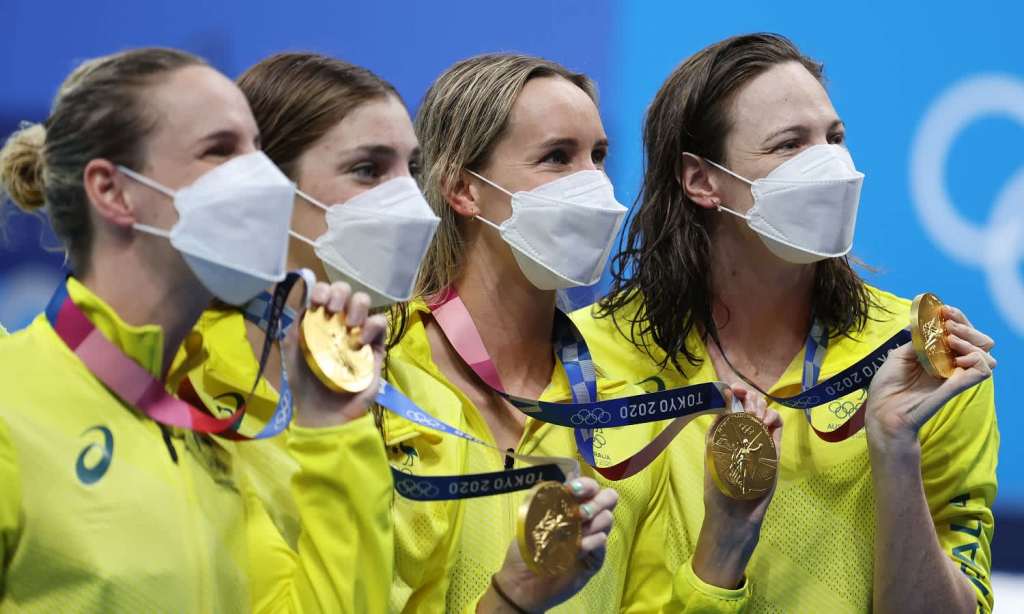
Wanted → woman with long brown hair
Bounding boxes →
[577,33,999,613]
[174,52,443,612]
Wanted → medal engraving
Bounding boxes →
[911,293,955,379]
[706,413,778,500]
[299,306,375,393]
[517,481,582,575]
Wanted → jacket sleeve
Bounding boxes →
[663,560,750,613]
[245,413,394,613]
[0,418,21,600]
[919,377,999,614]
[634,453,750,613]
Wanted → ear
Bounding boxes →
[442,170,481,218]
[82,159,136,228]
[680,153,722,211]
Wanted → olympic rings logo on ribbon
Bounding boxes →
[395,478,440,499]
[911,74,1024,337]
[570,407,612,427]
[783,395,821,410]
[828,400,860,420]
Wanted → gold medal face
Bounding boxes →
[516,481,582,575]
[911,293,955,379]
[706,413,778,500]
[298,306,374,393]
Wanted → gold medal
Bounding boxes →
[911,292,955,379]
[706,412,778,500]
[516,481,582,575]
[298,306,374,393]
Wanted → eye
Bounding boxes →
[409,159,422,179]
[774,139,801,153]
[350,161,382,181]
[592,146,608,166]
[202,143,234,158]
[540,149,571,165]
[828,131,846,146]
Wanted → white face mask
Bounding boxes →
[467,169,627,290]
[290,176,440,308]
[119,151,294,306]
[704,144,864,264]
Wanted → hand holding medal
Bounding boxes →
[287,281,387,428]
[692,386,783,590]
[484,477,618,613]
[706,394,780,501]
[865,294,997,444]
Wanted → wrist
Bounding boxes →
[692,516,761,589]
[488,572,542,614]
[866,420,922,462]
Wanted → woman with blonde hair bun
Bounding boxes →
[0,47,392,613]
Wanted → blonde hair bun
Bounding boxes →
[0,122,47,212]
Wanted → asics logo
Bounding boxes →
[76,425,114,485]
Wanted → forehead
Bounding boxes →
[324,95,416,151]
[146,65,258,146]
[505,76,604,142]
[728,61,837,138]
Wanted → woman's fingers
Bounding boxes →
[945,318,995,352]
[583,508,614,536]
[579,488,619,524]
[579,531,608,557]
[321,281,351,314]
[942,305,974,330]
[309,281,331,307]
[948,334,997,370]
[954,348,996,375]
[345,290,370,328]
[361,314,388,349]
[567,478,600,502]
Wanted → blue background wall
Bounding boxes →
[3,0,1021,568]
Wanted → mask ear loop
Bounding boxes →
[289,189,332,247]
[117,165,177,239]
[687,155,756,220]
[464,169,514,230]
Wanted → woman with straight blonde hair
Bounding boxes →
[385,52,777,613]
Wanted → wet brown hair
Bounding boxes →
[597,33,873,371]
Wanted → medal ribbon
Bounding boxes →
[429,288,912,479]
[46,271,313,440]
[375,381,576,501]
[238,296,577,501]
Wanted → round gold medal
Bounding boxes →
[911,292,955,379]
[298,306,374,393]
[706,412,778,500]
[516,481,582,575]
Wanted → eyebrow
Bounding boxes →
[761,119,845,145]
[336,144,411,163]
[197,129,240,144]
[536,136,610,150]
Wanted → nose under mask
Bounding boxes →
[702,144,864,264]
